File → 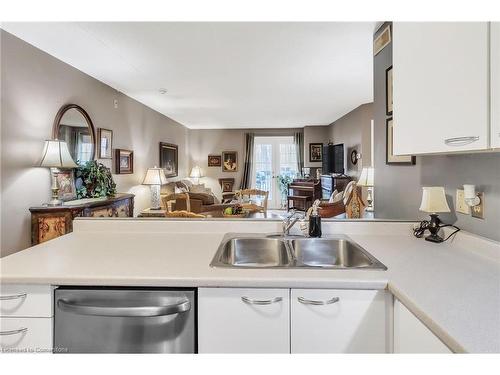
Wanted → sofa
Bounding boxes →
[160,180,234,214]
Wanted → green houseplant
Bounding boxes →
[276,174,293,208]
[75,160,116,199]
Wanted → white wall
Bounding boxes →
[1,31,189,256]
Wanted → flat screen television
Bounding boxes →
[322,143,344,174]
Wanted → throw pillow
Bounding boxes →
[174,186,188,194]
[328,189,339,203]
[331,191,343,204]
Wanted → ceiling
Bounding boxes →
[2,22,375,129]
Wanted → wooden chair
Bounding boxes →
[165,210,206,218]
[235,189,269,212]
[162,193,205,218]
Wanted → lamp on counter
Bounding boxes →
[357,167,374,212]
[142,167,168,210]
[38,139,78,206]
[189,166,203,185]
[419,186,451,243]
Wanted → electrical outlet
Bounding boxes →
[471,192,485,219]
[456,189,470,214]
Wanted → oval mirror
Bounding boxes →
[52,104,96,165]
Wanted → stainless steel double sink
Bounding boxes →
[210,234,387,270]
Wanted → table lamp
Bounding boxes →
[190,166,202,185]
[38,139,78,206]
[419,186,451,243]
[142,167,168,210]
[357,167,374,211]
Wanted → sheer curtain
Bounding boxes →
[240,133,255,189]
[294,132,304,175]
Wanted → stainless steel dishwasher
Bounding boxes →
[54,287,196,353]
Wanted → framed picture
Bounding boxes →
[386,118,416,165]
[309,143,323,162]
[115,149,134,174]
[159,142,178,177]
[56,170,76,201]
[208,154,222,167]
[386,66,393,116]
[374,24,391,56]
[222,151,238,172]
[97,128,113,159]
[218,178,235,192]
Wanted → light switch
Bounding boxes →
[455,189,470,215]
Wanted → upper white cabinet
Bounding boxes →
[393,22,490,154]
[198,287,290,353]
[291,289,390,353]
[492,22,500,149]
[393,299,452,353]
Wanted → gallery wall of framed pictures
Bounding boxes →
[207,151,238,173]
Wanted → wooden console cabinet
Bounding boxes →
[287,179,322,212]
[29,193,134,245]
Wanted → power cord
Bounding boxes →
[413,221,460,242]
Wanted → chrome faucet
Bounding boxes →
[282,210,305,236]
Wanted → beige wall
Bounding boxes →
[327,103,373,180]
[188,128,301,199]
[1,31,189,257]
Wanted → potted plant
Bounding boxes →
[75,160,116,199]
[276,174,293,209]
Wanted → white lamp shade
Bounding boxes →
[357,167,374,187]
[38,140,78,168]
[190,166,202,179]
[142,167,168,185]
[419,186,451,213]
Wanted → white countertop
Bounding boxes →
[1,218,499,353]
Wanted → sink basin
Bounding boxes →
[210,235,387,270]
[211,238,292,268]
[290,238,386,269]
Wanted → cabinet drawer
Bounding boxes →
[198,288,289,353]
[0,317,53,353]
[0,284,52,317]
[291,289,390,353]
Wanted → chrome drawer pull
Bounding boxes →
[57,299,191,317]
[0,293,27,301]
[444,136,480,146]
[241,296,282,305]
[0,327,28,336]
[297,296,340,305]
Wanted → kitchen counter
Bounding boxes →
[1,218,499,353]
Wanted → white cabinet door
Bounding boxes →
[0,317,53,353]
[393,22,489,154]
[291,289,390,353]
[394,299,452,353]
[198,288,289,353]
[492,22,500,149]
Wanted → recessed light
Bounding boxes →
[159,88,168,95]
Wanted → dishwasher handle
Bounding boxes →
[57,298,191,317]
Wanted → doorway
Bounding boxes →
[252,136,298,209]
